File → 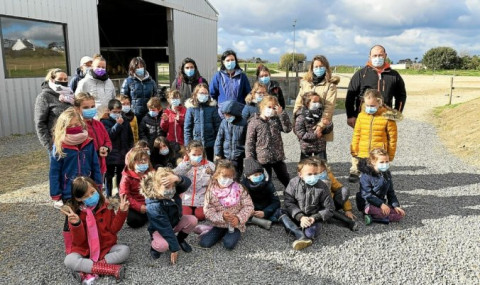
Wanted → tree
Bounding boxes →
[279,52,306,70]
[422,47,460,69]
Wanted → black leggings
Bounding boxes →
[262,161,290,187]
[126,209,148,228]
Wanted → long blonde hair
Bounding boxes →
[52,107,86,158]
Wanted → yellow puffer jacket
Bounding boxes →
[129,115,139,144]
[327,170,352,212]
[350,106,398,160]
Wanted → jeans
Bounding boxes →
[199,226,241,250]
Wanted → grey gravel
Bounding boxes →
[1,110,480,284]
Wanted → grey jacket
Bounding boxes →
[75,73,115,108]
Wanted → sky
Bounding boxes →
[1,17,64,47]
[208,0,480,66]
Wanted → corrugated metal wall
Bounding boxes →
[0,0,100,137]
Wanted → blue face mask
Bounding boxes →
[250,173,264,184]
[255,95,264,103]
[122,105,131,113]
[149,110,159,117]
[184,68,195,77]
[83,191,100,208]
[316,170,328,181]
[171,99,181,107]
[110,113,121,120]
[226,116,235,123]
[371,57,385,67]
[197,94,209,103]
[135,163,149,173]
[304,174,320,186]
[190,154,203,164]
[82,108,97,119]
[259,76,270,85]
[377,162,390,172]
[135,68,145,77]
[365,106,378,114]
[224,60,236,70]
[160,148,169,155]
[313,67,326,77]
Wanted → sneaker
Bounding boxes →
[350,221,359,231]
[179,240,192,253]
[150,247,161,260]
[348,174,359,183]
[364,214,372,225]
[292,239,313,250]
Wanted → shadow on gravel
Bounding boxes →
[394,172,480,191]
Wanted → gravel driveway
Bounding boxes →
[1,110,479,285]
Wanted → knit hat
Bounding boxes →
[243,157,264,177]
[80,56,93,66]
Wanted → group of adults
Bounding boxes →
[34,45,406,175]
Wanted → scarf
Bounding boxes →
[211,182,241,207]
[89,69,109,81]
[82,206,100,262]
[302,107,323,124]
[312,73,326,85]
[64,129,88,145]
[48,81,74,104]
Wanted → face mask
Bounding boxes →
[255,95,264,103]
[377,162,390,172]
[263,107,274,117]
[365,106,378,114]
[303,174,320,186]
[147,150,151,156]
[197,93,209,103]
[110,113,121,120]
[226,116,235,123]
[149,110,159,117]
[184,68,195,77]
[218,177,233,187]
[135,68,145,77]
[162,188,176,199]
[83,191,100,208]
[224,60,236,70]
[66,126,84,134]
[313,67,326,77]
[122,105,131,113]
[190,154,203,164]
[160,147,170,155]
[259,76,270,85]
[171,99,181,107]
[250,173,264,184]
[93,68,106,77]
[309,102,321,111]
[316,170,328,181]
[135,163,149,173]
[82,108,97,119]
[371,57,385,67]
[55,81,68,87]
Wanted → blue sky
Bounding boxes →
[208,0,480,66]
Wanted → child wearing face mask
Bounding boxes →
[256,64,286,109]
[356,148,405,225]
[242,82,267,120]
[214,100,248,178]
[139,97,165,150]
[349,89,400,183]
[117,94,139,144]
[294,91,333,161]
[62,177,130,284]
[245,95,292,187]
[280,158,334,250]
[184,83,222,161]
[151,136,181,169]
[161,90,187,148]
[49,108,103,256]
[101,99,134,197]
[199,159,254,250]
[241,158,280,230]
[119,148,154,228]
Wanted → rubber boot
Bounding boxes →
[279,214,312,250]
[364,214,389,225]
[332,211,359,231]
[250,216,272,230]
[91,261,124,282]
[177,231,192,253]
[63,231,73,254]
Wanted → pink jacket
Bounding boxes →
[175,159,215,207]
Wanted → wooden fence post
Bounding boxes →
[448,76,454,105]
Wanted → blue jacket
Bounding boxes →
[209,69,251,105]
[358,159,400,209]
[184,98,221,148]
[101,116,134,165]
[49,139,102,200]
[142,173,191,253]
[120,73,158,120]
[241,174,280,219]
[214,100,247,160]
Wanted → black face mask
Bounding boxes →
[55,81,68,87]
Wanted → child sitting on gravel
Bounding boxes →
[141,167,196,264]
[356,148,406,225]
[62,176,130,283]
[199,159,254,250]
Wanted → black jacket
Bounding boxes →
[345,65,406,118]
[101,116,134,165]
[267,80,286,109]
[241,175,280,218]
[139,112,166,149]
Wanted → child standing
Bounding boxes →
[139,97,165,149]
[160,89,186,147]
[294,91,333,161]
[117,94,139,144]
[119,148,153,228]
[141,168,197,264]
[151,136,181,169]
[184,83,221,161]
[241,157,280,230]
[199,160,254,250]
[279,158,334,250]
[349,89,399,183]
[62,177,129,283]
[242,82,267,120]
[214,100,247,178]
[245,95,292,187]
[356,148,405,225]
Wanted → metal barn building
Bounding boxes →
[0,0,218,137]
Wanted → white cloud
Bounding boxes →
[254,48,264,55]
[232,40,248,53]
[268,47,280,54]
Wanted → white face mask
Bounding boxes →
[218,177,233,187]
[309,102,321,110]
[371,56,385,67]
[263,107,274,117]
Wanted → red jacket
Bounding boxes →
[69,202,127,260]
[85,119,112,174]
[119,168,151,212]
[160,106,186,146]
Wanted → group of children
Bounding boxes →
[49,75,406,283]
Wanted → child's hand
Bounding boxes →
[230,216,240,227]
[345,211,356,220]
[314,126,323,138]
[170,252,178,265]
[223,212,233,223]
[99,146,109,157]
[321,118,330,125]
[300,216,314,228]
[119,194,130,212]
[116,116,124,125]
[60,205,80,224]
[161,113,169,121]
[380,204,391,216]
[394,207,406,217]
[183,155,190,162]
[140,205,147,214]
[161,174,180,188]
[214,155,222,162]
[347,117,356,128]
[253,211,265,218]
[275,105,283,114]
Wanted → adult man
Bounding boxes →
[345,45,406,183]
[69,56,93,92]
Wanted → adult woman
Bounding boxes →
[256,65,286,109]
[121,57,158,122]
[210,49,251,117]
[171,57,207,102]
[292,55,340,159]
[34,68,73,150]
[75,56,116,109]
